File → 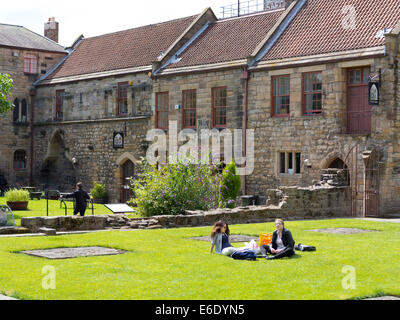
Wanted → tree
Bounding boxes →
[0,73,14,114]
[219,161,241,208]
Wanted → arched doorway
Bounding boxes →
[120,160,134,203]
[40,131,76,191]
[328,158,347,169]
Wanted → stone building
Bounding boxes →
[0,21,66,187]
[4,0,400,218]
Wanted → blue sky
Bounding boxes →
[0,0,230,46]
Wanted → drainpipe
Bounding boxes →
[242,66,250,196]
[29,87,36,186]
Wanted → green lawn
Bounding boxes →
[0,218,399,300]
[0,197,141,226]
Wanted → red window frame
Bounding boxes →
[55,90,64,121]
[212,87,227,128]
[182,89,197,129]
[156,92,169,130]
[13,150,27,170]
[24,54,37,74]
[271,75,290,117]
[118,82,129,116]
[302,72,323,115]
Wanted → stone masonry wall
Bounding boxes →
[0,46,66,187]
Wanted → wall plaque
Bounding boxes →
[113,132,124,149]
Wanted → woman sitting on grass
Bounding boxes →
[260,219,295,260]
[210,220,236,256]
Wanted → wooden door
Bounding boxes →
[120,160,134,203]
[347,67,372,134]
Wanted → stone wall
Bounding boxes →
[33,73,153,201]
[20,185,351,232]
[0,47,66,187]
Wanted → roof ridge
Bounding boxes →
[84,14,199,41]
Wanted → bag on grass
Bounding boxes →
[295,243,316,252]
[231,249,257,261]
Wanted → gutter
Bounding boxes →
[153,21,212,75]
[248,0,307,67]
[33,35,84,86]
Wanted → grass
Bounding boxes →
[0,218,400,300]
[0,197,141,226]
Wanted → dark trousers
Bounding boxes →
[260,245,295,259]
[74,206,86,217]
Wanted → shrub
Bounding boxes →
[90,182,108,200]
[131,158,220,217]
[219,162,241,208]
[5,188,30,202]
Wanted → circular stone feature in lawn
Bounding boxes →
[308,228,379,235]
[191,235,258,243]
[20,247,126,260]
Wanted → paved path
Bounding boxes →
[358,218,400,223]
[0,294,18,300]
[363,296,400,300]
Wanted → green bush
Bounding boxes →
[131,158,220,217]
[5,189,30,202]
[90,182,108,200]
[218,161,241,208]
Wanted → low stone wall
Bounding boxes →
[20,186,351,232]
[21,214,130,233]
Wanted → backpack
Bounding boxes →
[231,249,257,261]
[295,243,316,252]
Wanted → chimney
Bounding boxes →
[44,17,59,43]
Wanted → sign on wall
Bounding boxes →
[369,81,380,105]
[113,132,124,149]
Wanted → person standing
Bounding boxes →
[61,182,90,217]
[260,219,295,260]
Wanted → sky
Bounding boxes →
[0,0,231,47]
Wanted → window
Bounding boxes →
[156,92,169,130]
[14,150,27,170]
[21,99,27,123]
[272,75,290,117]
[303,72,322,115]
[182,90,197,129]
[279,152,301,174]
[118,82,129,115]
[13,98,19,123]
[56,90,64,121]
[212,87,227,128]
[24,54,37,74]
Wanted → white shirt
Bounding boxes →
[276,233,285,250]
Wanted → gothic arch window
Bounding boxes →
[21,99,28,123]
[14,150,27,170]
[13,98,19,123]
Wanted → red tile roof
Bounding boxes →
[167,10,284,69]
[262,0,400,61]
[45,15,198,79]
